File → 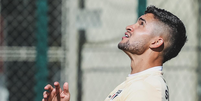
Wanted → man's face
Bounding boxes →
[118,13,157,55]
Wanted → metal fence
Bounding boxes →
[0,0,201,101]
[0,0,62,101]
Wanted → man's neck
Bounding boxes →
[130,58,151,74]
[129,52,163,74]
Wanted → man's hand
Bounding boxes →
[42,82,70,101]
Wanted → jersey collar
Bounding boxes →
[128,66,163,77]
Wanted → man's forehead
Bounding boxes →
[139,13,156,22]
[139,13,165,35]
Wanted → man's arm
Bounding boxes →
[42,82,70,101]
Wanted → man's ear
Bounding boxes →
[150,37,164,49]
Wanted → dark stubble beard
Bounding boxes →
[118,40,146,55]
[118,40,130,50]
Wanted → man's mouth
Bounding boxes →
[122,32,130,39]
[125,32,130,38]
[125,34,129,38]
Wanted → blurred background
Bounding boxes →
[0,0,200,101]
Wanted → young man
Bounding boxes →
[42,6,187,101]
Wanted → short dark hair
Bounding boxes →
[145,5,187,63]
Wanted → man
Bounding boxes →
[42,5,187,101]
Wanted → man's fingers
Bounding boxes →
[63,82,69,94]
[54,82,61,101]
[44,84,54,92]
[62,82,70,101]
[43,91,49,101]
[43,91,49,98]
[43,82,68,101]
[54,82,61,93]
[42,98,47,101]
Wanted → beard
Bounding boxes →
[118,40,130,50]
[118,40,146,55]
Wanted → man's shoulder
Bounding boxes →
[143,73,166,89]
[128,72,166,91]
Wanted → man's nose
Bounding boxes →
[126,25,134,32]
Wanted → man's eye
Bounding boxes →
[140,21,144,25]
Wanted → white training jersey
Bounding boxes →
[104,68,169,101]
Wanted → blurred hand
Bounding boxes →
[42,82,70,101]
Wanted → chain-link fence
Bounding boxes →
[0,0,201,101]
[0,0,62,101]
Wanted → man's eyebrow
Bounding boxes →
[138,17,146,23]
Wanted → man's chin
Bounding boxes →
[118,42,126,50]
